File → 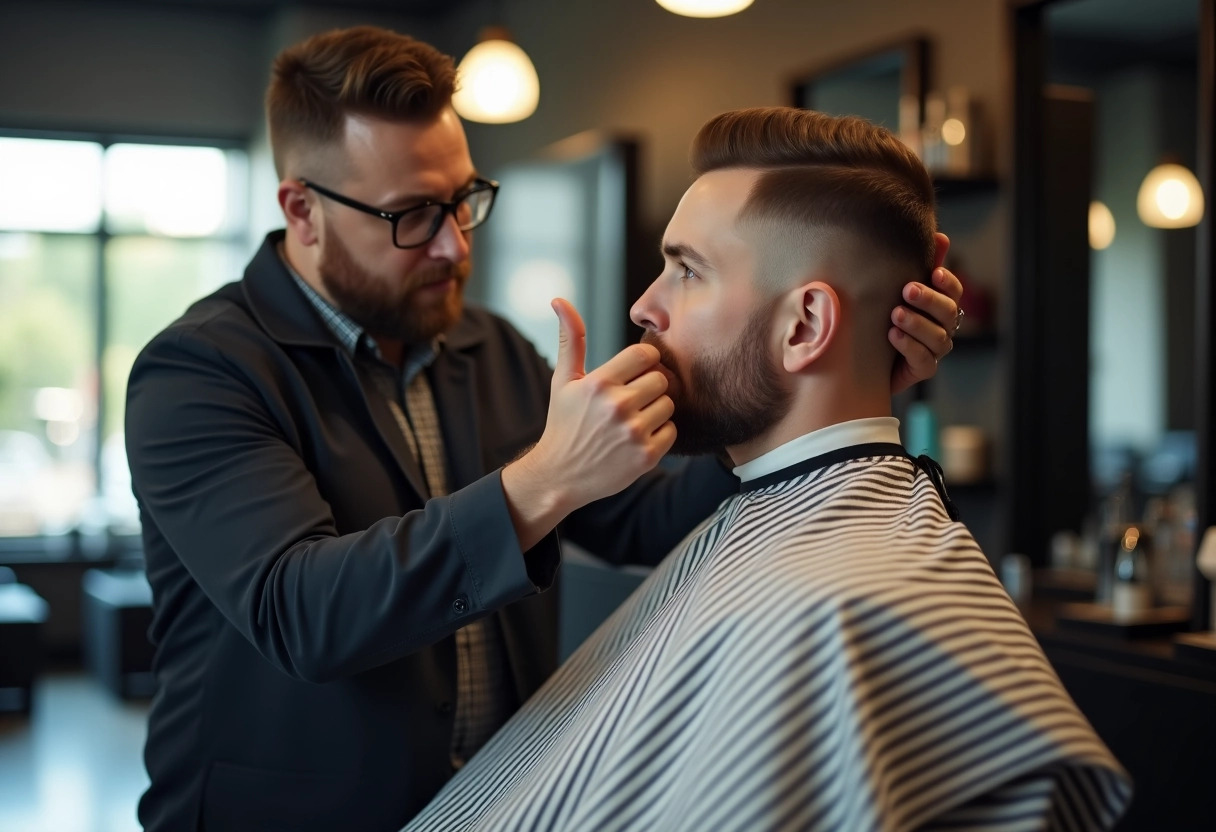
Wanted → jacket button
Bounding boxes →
[437,701,453,716]
[452,596,468,614]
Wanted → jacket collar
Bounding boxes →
[241,230,487,353]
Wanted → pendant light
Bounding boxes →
[655,0,755,18]
[1088,201,1115,250]
[1137,160,1204,229]
[452,25,539,124]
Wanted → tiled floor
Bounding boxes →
[0,673,149,832]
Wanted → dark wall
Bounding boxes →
[0,1,267,138]
[0,1,441,139]
[1162,70,1199,433]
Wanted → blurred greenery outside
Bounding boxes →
[0,138,247,537]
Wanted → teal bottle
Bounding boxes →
[904,400,941,459]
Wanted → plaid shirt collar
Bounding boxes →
[277,244,440,383]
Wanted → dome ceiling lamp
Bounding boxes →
[1089,201,1115,250]
[1137,159,1204,229]
[655,0,756,18]
[452,7,540,126]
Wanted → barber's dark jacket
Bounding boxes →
[126,232,736,832]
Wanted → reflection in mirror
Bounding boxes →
[790,38,928,133]
[1046,0,1199,607]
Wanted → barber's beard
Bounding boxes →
[318,231,470,343]
[641,299,792,457]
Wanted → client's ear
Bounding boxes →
[781,281,841,374]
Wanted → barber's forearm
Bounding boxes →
[500,453,574,551]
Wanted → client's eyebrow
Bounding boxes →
[661,241,713,274]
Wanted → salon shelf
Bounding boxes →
[933,175,1000,198]
[1028,595,1216,830]
[1033,567,1096,603]
[1026,596,1215,680]
[1055,601,1193,640]
[1175,632,1216,667]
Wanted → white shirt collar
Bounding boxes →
[732,417,902,483]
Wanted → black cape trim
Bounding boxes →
[739,442,960,521]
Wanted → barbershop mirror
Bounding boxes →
[789,37,928,132]
[1015,0,1216,626]
[1048,0,1201,609]
[1032,0,1202,606]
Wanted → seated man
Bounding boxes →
[403,107,1131,831]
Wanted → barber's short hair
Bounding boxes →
[266,26,457,178]
[691,107,936,277]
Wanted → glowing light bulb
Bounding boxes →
[1089,201,1115,250]
[1137,162,1203,229]
[1155,179,1190,221]
[453,35,539,124]
[942,118,966,146]
[655,0,755,18]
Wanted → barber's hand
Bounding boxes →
[889,232,965,395]
[533,298,676,505]
[500,299,675,551]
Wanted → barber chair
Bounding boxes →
[81,567,156,699]
[0,566,50,716]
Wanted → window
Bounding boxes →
[0,134,250,552]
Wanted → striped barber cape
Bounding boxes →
[404,444,1131,832]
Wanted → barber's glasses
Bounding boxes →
[299,178,499,249]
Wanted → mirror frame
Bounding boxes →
[1010,0,1214,629]
[787,36,930,128]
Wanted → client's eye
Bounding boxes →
[679,264,698,281]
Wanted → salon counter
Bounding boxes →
[1025,593,1216,831]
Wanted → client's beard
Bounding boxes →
[319,230,470,343]
[642,299,792,457]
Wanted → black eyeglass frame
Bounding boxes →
[298,177,500,249]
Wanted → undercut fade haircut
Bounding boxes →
[266,25,457,178]
[690,107,937,279]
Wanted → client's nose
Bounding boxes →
[630,280,667,332]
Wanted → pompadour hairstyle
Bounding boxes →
[691,107,937,278]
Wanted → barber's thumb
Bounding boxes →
[552,298,587,384]
[554,299,586,384]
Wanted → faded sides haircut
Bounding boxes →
[690,107,937,287]
[266,25,457,178]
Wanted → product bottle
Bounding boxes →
[1096,473,1135,604]
[903,400,940,460]
[1166,484,1197,605]
[920,93,947,175]
[1112,525,1153,621]
[1142,497,1168,597]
